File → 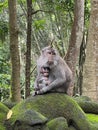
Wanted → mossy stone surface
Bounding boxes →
[86,114,98,126]
[47,117,76,130]
[7,93,98,130]
[74,96,98,114]
[6,109,48,130]
[3,99,17,109]
[47,117,68,130]
[13,109,48,125]
[0,102,9,130]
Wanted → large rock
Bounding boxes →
[0,102,9,130]
[5,93,98,130]
[74,96,98,114]
[47,117,76,130]
[5,108,48,130]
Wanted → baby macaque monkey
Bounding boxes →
[34,66,50,91]
[37,76,50,90]
[33,66,52,95]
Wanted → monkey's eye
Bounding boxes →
[47,50,56,55]
[47,51,52,54]
[52,52,56,55]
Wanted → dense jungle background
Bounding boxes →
[0,0,98,102]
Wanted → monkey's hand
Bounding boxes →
[32,89,45,96]
[32,91,37,96]
[36,87,48,95]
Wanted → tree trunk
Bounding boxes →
[25,0,32,98]
[65,0,84,95]
[83,0,98,101]
[8,0,21,102]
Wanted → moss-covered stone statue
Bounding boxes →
[4,93,98,130]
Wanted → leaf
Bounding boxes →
[7,110,13,119]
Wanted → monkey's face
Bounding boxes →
[42,46,59,68]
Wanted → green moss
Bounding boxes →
[7,93,98,130]
[11,109,47,126]
[47,117,77,130]
[3,99,17,109]
[47,117,68,130]
[74,96,91,102]
[0,102,9,130]
[0,123,6,130]
[86,114,98,124]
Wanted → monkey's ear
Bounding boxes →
[41,49,44,54]
[41,48,45,55]
[41,49,44,52]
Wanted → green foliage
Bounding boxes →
[0,0,8,12]
[0,1,9,42]
[0,74,10,87]
[85,0,91,28]
[33,19,46,30]
[0,45,10,73]
[18,0,26,4]
[0,44,11,101]
[0,21,8,42]
[0,74,10,100]
[0,0,91,101]
[43,0,74,12]
[32,0,37,2]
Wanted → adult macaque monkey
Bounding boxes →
[33,46,72,96]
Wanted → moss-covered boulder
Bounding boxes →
[5,93,98,130]
[74,96,98,114]
[47,117,76,130]
[0,102,9,130]
[5,109,48,130]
